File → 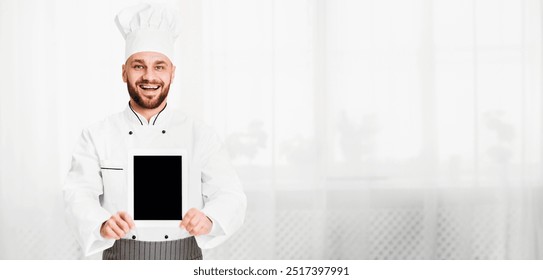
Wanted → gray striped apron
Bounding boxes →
[102,236,202,260]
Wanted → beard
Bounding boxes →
[127,77,171,110]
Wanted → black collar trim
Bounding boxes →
[128,101,143,126]
[152,103,168,125]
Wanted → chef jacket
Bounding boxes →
[63,104,247,256]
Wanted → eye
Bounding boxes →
[155,65,165,70]
[133,65,144,70]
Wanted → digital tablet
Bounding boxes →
[127,149,188,228]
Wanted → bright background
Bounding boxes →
[1,0,543,259]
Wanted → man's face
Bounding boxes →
[122,52,176,110]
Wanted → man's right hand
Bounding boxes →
[100,211,135,240]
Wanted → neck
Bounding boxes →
[129,100,167,122]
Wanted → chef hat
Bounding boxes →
[115,3,180,61]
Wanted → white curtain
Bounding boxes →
[199,0,543,259]
[1,0,542,259]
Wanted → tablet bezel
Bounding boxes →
[127,148,188,228]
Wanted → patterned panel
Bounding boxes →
[325,210,368,259]
[274,210,320,259]
[435,207,464,259]
[367,208,425,259]
[204,210,275,260]
[504,206,524,258]
[0,190,530,260]
[470,205,506,259]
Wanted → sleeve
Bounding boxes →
[194,127,247,249]
[63,128,115,256]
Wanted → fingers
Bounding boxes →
[102,209,214,240]
[187,217,203,235]
[189,215,202,230]
[103,225,120,240]
[180,208,197,230]
[188,224,205,236]
[118,211,136,229]
[107,218,126,239]
[100,211,135,240]
[180,208,212,236]
[101,220,121,239]
[113,213,131,233]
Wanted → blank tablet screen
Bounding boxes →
[133,155,182,220]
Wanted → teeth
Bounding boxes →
[139,85,160,90]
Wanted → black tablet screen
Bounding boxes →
[133,155,182,220]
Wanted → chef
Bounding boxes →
[63,3,246,260]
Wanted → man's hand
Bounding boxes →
[180,208,213,236]
[100,211,135,240]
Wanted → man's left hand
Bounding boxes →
[180,208,213,236]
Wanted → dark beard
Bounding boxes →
[127,79,170,110]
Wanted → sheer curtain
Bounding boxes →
[0,0,542,259]
[200,0,543,259]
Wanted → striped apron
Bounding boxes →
[102,236,202,260]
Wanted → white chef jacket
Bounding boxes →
[63,103,247,256]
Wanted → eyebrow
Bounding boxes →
[130,59,168,66]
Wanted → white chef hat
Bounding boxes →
[115,3,180,61]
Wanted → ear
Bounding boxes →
[171,64,176,82]
[122,64,127,83]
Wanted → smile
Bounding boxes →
[139,84,161,90]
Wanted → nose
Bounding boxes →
[142,68,157,82]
